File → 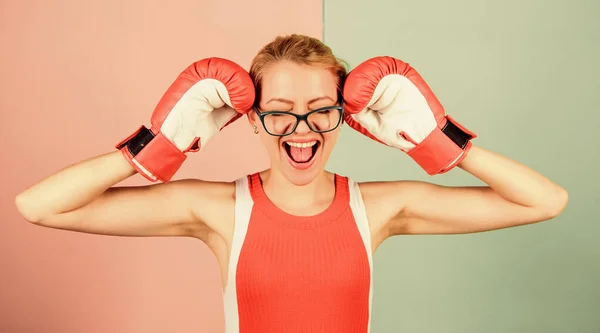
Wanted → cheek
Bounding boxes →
[322,130,341,151]
[258,132,281,153]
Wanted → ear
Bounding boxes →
[246,110,257,125]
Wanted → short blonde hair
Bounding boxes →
[249,34,348,106]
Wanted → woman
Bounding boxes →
[15,34,568,332]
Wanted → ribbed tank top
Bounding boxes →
[222,172,373,333]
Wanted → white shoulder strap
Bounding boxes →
[347,178,372,256]
[223,175,254,333]
[346,177,374,332]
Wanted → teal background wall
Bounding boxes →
[324,0,599,332]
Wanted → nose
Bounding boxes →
[291,105,312,135]
[294,118,311,135]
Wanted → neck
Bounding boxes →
[259,168,335,211]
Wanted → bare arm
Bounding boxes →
[14,151,230,238]
[363,145,568,236]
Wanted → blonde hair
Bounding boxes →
[249,34,348,106]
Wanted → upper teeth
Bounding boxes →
[286,141,317,148]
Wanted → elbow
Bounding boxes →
[543,186,569,219]
[15,193,44,224]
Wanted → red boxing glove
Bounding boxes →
[116,57,255,183]
[343,56,476,175]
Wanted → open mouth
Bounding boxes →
[283,141,320,164]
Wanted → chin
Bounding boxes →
[282,166,324,186]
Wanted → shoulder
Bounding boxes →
[165,177,236,202]
[164,177,240,239]
[356,179,427,200]
[353,179,431,228]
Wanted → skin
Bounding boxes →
[14,59,568,289]
[248,60,342,217]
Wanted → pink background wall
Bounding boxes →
[0,0,321,332]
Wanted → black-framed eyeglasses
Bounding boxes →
[253,105,344,137]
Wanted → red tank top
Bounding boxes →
[222,172,374,333]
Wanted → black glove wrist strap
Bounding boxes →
[441,119,473,149]
[116,126,155,157]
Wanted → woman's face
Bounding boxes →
[249,60,342,186]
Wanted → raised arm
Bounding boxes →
[15,150,232,238]
[361,145,567,236]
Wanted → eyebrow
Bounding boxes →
[265,96,335,105]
